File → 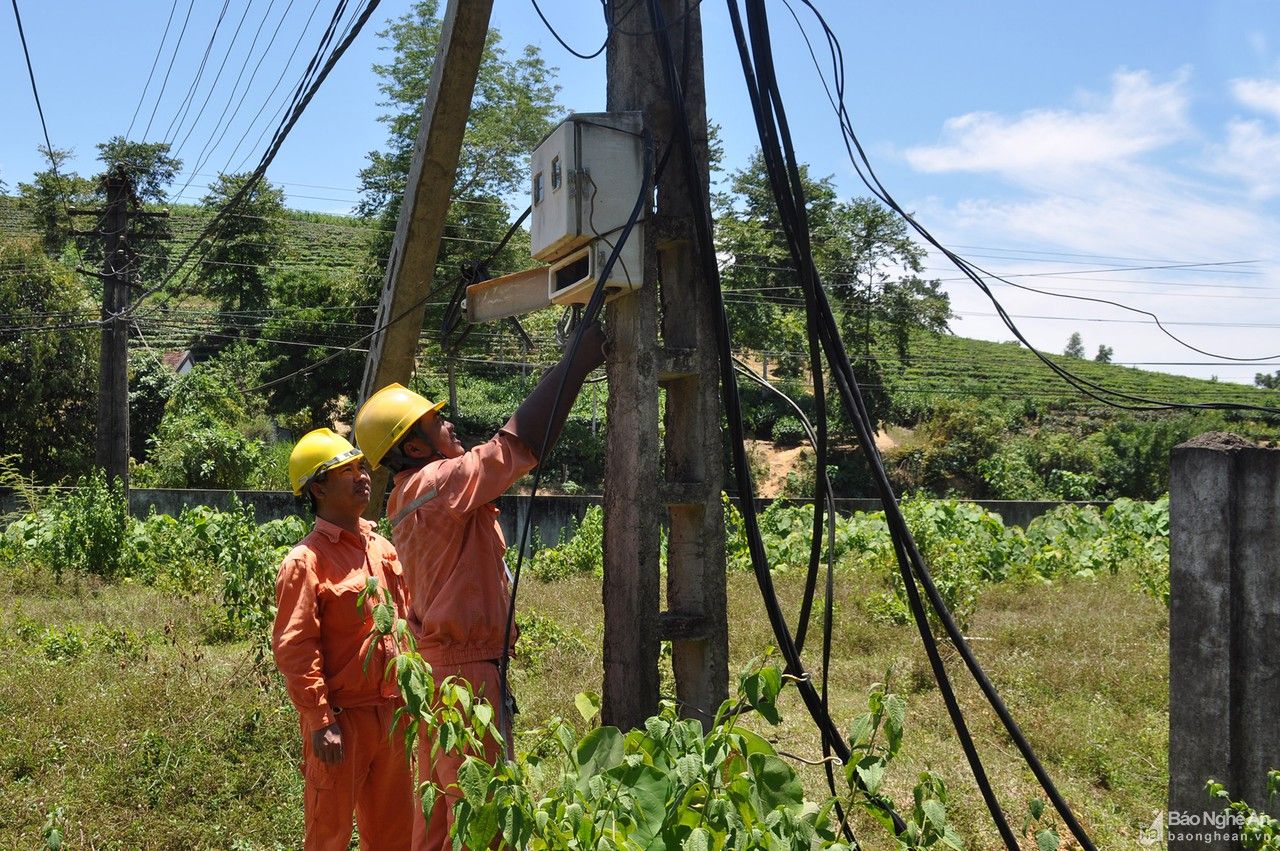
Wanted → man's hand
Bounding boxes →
[311,720,344,764]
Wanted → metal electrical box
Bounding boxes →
[530,112,646,263]
[547,223,644,306]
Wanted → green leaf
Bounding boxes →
[609,762,672,845]
[1028,798,1045,821]
[573,726,624,792]
[682,826,712,851]
[1035,827,1060,851]
[419,780,437,822]
[748,752,804,814]
[675,753,703,787]
[473,701,494,733]
[855,760,885,796]
[373,602,394,634]
[922,799,948,833]
[457,756,490,804]
[883,694,906,755]
[574,691,601,723]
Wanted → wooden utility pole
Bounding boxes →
[92,169,131,489]
[603,0,728,730]
[359,0,495,516]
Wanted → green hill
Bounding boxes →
[876,332,1278,410]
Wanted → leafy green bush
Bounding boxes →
[771,415,808,447]
[5,472,129,580]
[866,496,1015,631]
[528,506,603,581]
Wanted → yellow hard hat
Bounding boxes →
[289,428,364,496]
[354,383,446,469]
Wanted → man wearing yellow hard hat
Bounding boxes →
[354,322,605,851]
[273,428,415,850]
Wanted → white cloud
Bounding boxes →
[1212,118,1280,198]
[1231,77,1280,119]
[902,70,1191,181]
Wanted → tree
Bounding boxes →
[0,237,98,481]
[94,137,182,286]
[259,267,373,429]
[1094,344,1114,364]
[716,151,950,359]
[1063,332,1086,359]
[95,138,181,203]
[16,146,95,258]
[1255,370,1280,390]
[714,150,951,427]
[195,172,288,342]
[357,0,561,295]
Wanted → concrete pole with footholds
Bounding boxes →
[1169,431,1280,850]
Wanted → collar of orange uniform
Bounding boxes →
[313,516,375,545]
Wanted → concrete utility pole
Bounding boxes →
[359,0,495,517]
[603,0,728,730]
[71,169,133,489]
[1169,432,1280,851]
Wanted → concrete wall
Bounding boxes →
[1169,433,1280,850]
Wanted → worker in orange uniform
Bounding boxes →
[353,322,606,851]
[273,428,415,851]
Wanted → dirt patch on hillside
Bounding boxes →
[747,430,900,497]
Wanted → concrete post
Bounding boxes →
[1169,432,1280,849]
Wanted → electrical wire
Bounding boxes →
[10,0,55,162]
[530,0,608,59]
[784,0,1280,390]
[161,0,234,145]
[126,0,182,141]
[142,0,199,141]
[128,0,382,317]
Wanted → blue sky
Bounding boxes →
[4,1,1279,383]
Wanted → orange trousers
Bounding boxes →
[411,660,509,851]
[301,702,414,851]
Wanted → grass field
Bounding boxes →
[0,560,1167,850]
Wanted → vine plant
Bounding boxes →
[361,577,982,850]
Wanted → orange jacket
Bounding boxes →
[388,429,537,668]
[272,517,410,733]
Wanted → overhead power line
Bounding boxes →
[10,0,56,161]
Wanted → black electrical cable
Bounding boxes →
[171,0,283,197]
[142,0,199,141]
[169,0,257,162]
[785,0,1280,410]
[177,0,293,197]
[646,0,902,841]
[734,359,851,841]
[126,0,182,141]
[735,0,1019,843]
[530,0,608,59]
[11,0,55,162]
[218,0,326,174]
[162,0,234,145]
[734,2,1104,848]
[128,0,380,315]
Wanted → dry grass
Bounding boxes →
[0,566,1166,849]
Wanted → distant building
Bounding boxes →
[161,350,195,375]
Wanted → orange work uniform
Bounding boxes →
[387,429,538,851]
[272,517,415,851]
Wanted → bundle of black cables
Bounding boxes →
[645,0,1100,847]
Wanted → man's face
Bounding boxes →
[311,457,372,517]
[414,412,464,460]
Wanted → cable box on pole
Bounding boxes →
[530,112,646,263]
[547,224,644,306]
